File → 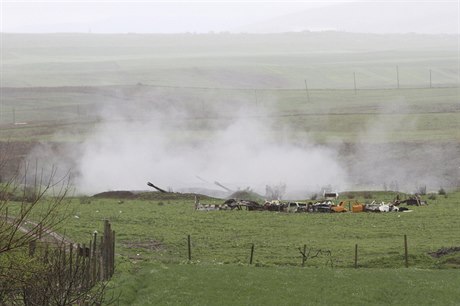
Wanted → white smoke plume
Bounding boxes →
[26,89,459,198]
[341,99,460,192]
[70,104,347,199]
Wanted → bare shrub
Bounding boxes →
[0,145,113,304]
[416,185,427,195]
[265,183,286,201]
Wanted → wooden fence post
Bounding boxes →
[99,235,103,281]
[302,244,307,267]
[249,244,255,265]
[103,220,110,280]
[187,235,192,261]
[354,244,358,269]
[404,235,409,268]
[91,232,97,284]
[111,230,116,277]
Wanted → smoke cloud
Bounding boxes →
[68,103,347,199]
[26,90,458,198]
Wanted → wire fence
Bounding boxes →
[1,80,458,126]
[125,232,420,269]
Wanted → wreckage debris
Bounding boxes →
[194,198,418,213]
[193,192,426,214]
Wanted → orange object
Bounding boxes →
[352,204,365,213]
[331,201,347,213]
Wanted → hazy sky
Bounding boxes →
[1,1,459,34]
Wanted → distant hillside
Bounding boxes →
[238,2,458,34]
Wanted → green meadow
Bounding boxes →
[5,190,459,305]
[1,33,459,304]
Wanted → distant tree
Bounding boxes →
[438,188,447,196]
[416,185,427,195]
[265,183,286,201]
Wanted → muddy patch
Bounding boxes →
[428,246,460,258]
[123,239,165,251]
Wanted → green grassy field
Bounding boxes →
[1,32,460,304]
[1,33,459,144]
[112,263,460,305]
[6,190,457,305]
[50,191,460,269]
[1,86,459,143]
[2,33,458,88]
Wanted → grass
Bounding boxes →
[1,34,458,145]
[1,86,459,142]
[2,32,459,304]
[2,33,458,88]
[30,190,457,271]
[111,263,460,305]
[4,190,460,305]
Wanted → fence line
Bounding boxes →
[28,220,115,283]
[165,234,414,268]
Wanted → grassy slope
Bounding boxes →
[3,33,458,88]
[113,263,460,305]
[50,191,460,270]
[1,33,459,143]
[2,33,460,304]
[1,86,459,142]
[44,190,458,305]
[6,190,460,305]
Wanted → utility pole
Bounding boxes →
[353,72,357,95]
[396,65,400,89]
[429,69,432,88]
[304,80,310,103]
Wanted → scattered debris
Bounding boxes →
[331,201,347,213]
[429,247,460,258]
[193,197,420,214]
[323,192,339,200]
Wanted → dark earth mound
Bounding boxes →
[92,190,137,199]
[92,190,220,201]
[429,246,460,258]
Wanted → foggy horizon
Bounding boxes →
[2,1,459,34]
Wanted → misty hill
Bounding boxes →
[2,32,458,88]
[238,2,458,34]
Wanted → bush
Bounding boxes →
[438,188,447,196]
[79,196,91,204]
[363,192,373,199]
[428,193,437,200]
[346,193,355,199]
[416,185,427,195]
